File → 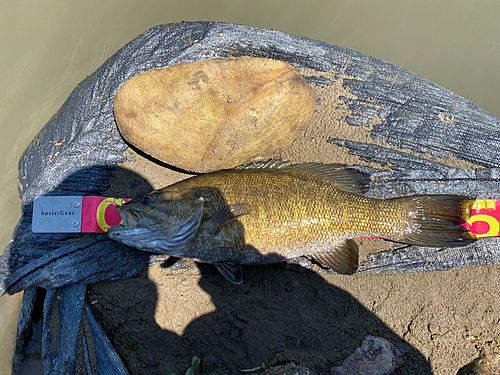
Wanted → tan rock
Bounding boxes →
[113,58,315,172]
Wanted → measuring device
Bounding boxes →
[31,196,500,238]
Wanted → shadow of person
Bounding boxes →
[88,259,433,374]
[87,179,433,374]
[5,163,432,374]
[4,165,155,374]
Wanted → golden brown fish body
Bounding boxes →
[173,168,410,260]
[108,162,475,283]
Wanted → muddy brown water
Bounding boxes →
[1,1,499,374]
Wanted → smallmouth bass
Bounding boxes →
[108,161,476,284]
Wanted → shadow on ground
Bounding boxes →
[88,261,432,374]
[3,164,432,374]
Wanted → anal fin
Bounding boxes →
[309,239,359,275]
[215,261,245,285]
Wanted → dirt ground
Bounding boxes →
[87,260,500,375]
[85,73,500,375]
[89,152,500,374]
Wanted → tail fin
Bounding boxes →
[394,195,476,247]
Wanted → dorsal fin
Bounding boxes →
[234,159,289,170]
[235,159,370,194]
[286,163,369,194]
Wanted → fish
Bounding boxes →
[108,160,476,284]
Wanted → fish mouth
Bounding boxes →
[107,211,141,241]
[113,206,142,230]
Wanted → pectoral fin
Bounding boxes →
[206,203,250,235]
[215,261,245,285]
[309,239,359,275]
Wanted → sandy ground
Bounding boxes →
[78,71,500,374]
[4,59,495,374]
[87,109,500,375]
[87,258,500,374]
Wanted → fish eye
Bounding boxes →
[141,196,152,205]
